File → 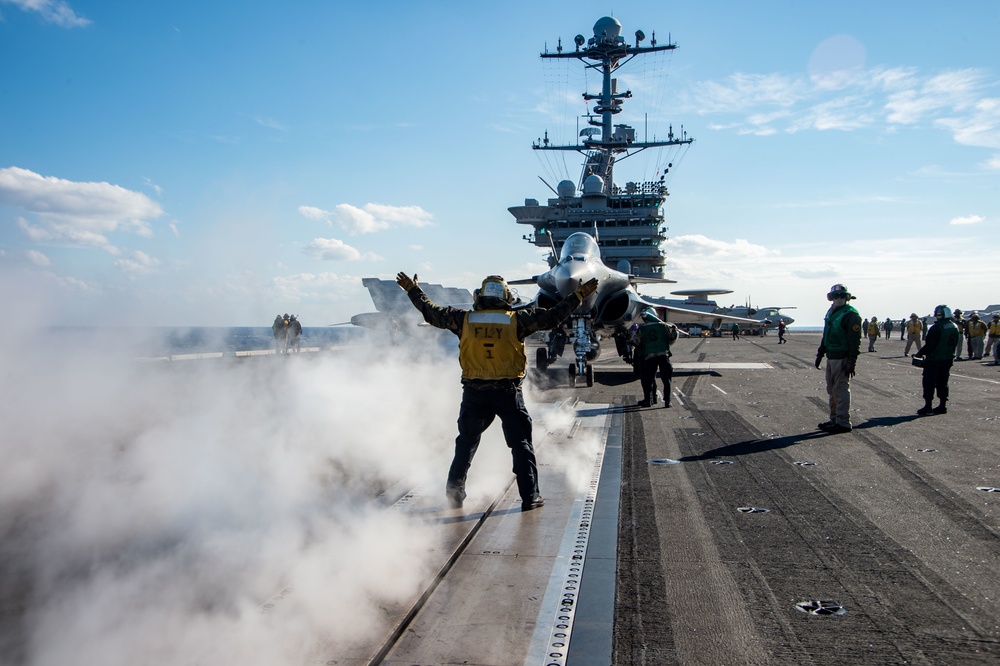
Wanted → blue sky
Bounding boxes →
[1,0,998,327]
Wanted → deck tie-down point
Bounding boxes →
[795,600,847,616]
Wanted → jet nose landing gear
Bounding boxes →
[568,361,595,387]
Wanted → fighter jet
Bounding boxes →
[343,277,473,336]
[510,232,755,386]
[713,303,797,330]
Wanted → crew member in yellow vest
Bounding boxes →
[396,271,598,511]
[986,313,1000,361]
[966,312,988,359]
[904,313,923,356]
[866,316,881,352]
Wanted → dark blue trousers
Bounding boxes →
[922,359,953,402]
[447,387,538,503]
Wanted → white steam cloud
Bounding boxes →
[0,322,528,664]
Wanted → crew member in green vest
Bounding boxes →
[914,305,961,415]
[814,284,862,434]
[396,271,598,511]
[634,309,678,408]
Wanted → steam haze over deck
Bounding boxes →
[1,0,999,327]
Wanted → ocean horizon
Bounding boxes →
[44,326,382,358]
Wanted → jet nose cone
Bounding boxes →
[554,264,588,297]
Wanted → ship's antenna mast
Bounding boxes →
[534,18,694,192]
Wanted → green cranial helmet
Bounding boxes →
[642,307,660,323]
[934,305,953,320]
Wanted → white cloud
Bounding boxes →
[303,238,382,262]
[19,217,121,254]
[297,205,327,221]
[114,250,161,277]
[692,73,806,115]
[664,234,775,259]
[689,64,1000,149]
[1,167,164,252]
[271,272,362,302]
[0,0,90,27]
[297,203,433,235]
[253,116,287,131]
[949,214,985,225]
[142,177,163,196]
[25,249,51,266]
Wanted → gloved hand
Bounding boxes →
[814,353,823,369]
[396,272,418,292]
[845,358,857,377]
[575,278,599,300]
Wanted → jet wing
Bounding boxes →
[629,276,678,285]
[641,301,759,326]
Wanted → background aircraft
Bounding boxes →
[511,232,755,386]
[342,278,473,341]
[713,303,797,330]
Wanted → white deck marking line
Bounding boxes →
[712,383,728,394]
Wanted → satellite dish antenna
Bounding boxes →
[635,30,645,46]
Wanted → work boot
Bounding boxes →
[818,420,835,430]
[917,404,933,416]
[932,402,948,415]
[521,496,545,511]
[637,399,651,408]
[446,485,466,509]
[825,423,852,434]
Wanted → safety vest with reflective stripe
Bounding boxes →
[459,310,526,380]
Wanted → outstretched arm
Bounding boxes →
[516,278,600,338]
[397,272,466,334]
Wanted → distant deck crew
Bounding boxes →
[815,284,862,434]
[731,322,741,340]
[915,305,961,415]
[904,313,923,356]
[866,316,880,352]
[986,313,1000,359]
[272,314,288,354]
[952,310,967,360]
[396,271,598,512]
[634,308,677,408]
[966,312,987,359]
[778,320,787,343]
[287,314,302,352]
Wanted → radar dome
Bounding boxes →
[593,16,622,42]
[583,174,604,195]
[557,180,576,198]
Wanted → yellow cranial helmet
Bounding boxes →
[479,275,511,304]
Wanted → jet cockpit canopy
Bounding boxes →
[559,232,600,263]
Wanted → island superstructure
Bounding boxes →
[508,16,693,278]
